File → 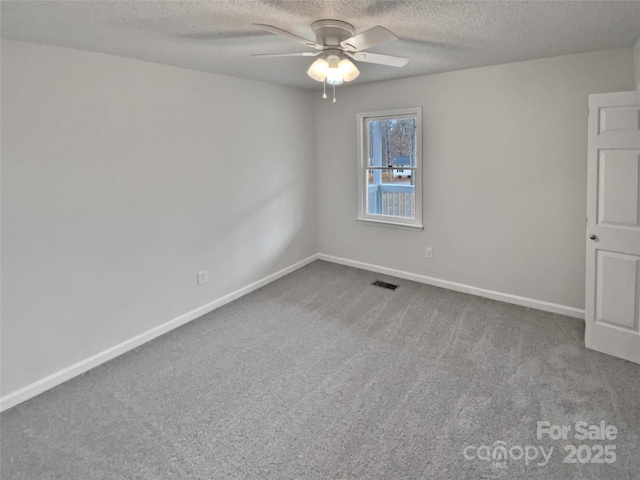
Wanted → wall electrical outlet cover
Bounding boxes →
[426,247,433,258]
[197,270,208,286]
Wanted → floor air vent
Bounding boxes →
[371,280,399,290]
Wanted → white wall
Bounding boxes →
[1,40,317,396]
[2,41,635,401]
[316,49,634,310]
[634,37,640,89]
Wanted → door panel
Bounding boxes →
[597,151,640,226]
[598,106,640,134]
[586,91,640,364]
[596,251,639,331]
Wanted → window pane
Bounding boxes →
[367,169,415,218]
[367,117,417,168]
[358,107,422,229]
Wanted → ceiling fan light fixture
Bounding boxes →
[325,68,345,86]
[338,58,359,82]
[255,20,409,93]
[307,58,329,82]
[324,53,343,85]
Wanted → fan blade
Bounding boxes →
[251,51,322,58]
[252,24,323,50]
[346,51,409,67]
[341,26,397,52]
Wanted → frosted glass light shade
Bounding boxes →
[307,58,329,82]
[338,59,359,82]
[307,57,359,85]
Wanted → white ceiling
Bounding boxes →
[2,1,639,90]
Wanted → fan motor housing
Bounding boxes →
[311,19,355,47]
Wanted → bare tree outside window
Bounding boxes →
[368,118,416,167]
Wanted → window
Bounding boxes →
[357,107,422,230]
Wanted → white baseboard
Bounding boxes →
[317,254,585,320]
[0,254,319,412]
[1,252,584,411]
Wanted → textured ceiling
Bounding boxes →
[2,1,639,90]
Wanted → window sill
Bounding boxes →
[357,217,424,231]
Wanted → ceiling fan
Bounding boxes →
[252,20,409,102]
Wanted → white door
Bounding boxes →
[585,91,640,364]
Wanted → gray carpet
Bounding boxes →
[1,260,639,479]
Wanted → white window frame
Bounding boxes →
[357,107,423,231]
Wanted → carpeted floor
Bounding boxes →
[1,260,639,479]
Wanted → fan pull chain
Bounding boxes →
[333,84,336,103]
[322,81,327,99]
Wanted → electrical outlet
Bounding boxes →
[426,247,433,258]
[197,270,208,286]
